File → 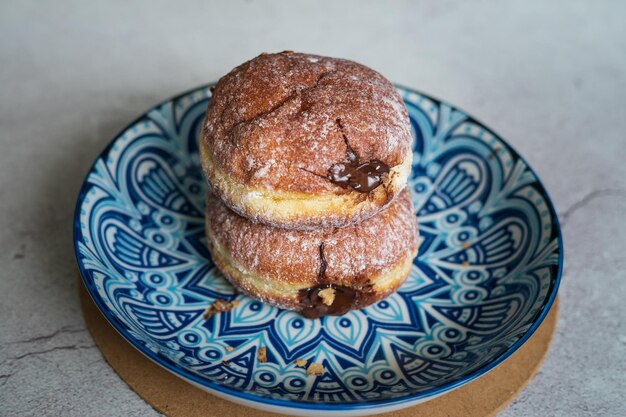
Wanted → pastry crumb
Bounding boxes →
[221,360,229,366]
[204,299,239,320]
[225,346,235,352]
[257,346,267,363]
[462,242,471,249]
[294,359,307,368]
[306,363,324,376]
[462,261,470,267]
[318,287,336,306]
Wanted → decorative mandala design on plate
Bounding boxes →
[74,85,562,411]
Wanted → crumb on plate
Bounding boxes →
[306,363,324,376]
[204,299,239,320]
[257,346,267,363]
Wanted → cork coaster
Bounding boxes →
[80,284,558,417]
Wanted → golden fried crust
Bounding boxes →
[204,189,420,313]
[200,51,413,229]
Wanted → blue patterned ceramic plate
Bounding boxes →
[74,85,562,416]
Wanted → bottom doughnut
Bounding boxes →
[204,189,420,318]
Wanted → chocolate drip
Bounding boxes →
[299,284,357,319]
[326,118,390,193]
[336,118,358,164]
[317,242,327,282]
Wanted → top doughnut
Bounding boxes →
[200,51,413,229]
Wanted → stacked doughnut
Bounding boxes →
[200,52,419,318]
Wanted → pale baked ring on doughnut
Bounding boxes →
[200,51,413,230]
[205,189,419,318]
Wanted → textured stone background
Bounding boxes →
[1,0,625,416]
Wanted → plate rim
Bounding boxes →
[73,83,563,412]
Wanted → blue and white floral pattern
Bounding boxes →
[74,85,562,412]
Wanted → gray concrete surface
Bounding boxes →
[1,0,625,415]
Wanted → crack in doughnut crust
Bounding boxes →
[205,189,420,316]
[200,51,413,229]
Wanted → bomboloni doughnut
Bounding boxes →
[205,189,419,318]
[200,51,413,230]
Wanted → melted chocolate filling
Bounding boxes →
[299,242,358,319]
[299,284,357,319]
[327,160,390,192]
[325,119,390,193]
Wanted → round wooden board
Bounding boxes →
[80,283,558,417]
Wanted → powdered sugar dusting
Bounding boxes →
[202,52,412,194]
[205,189,419,286]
